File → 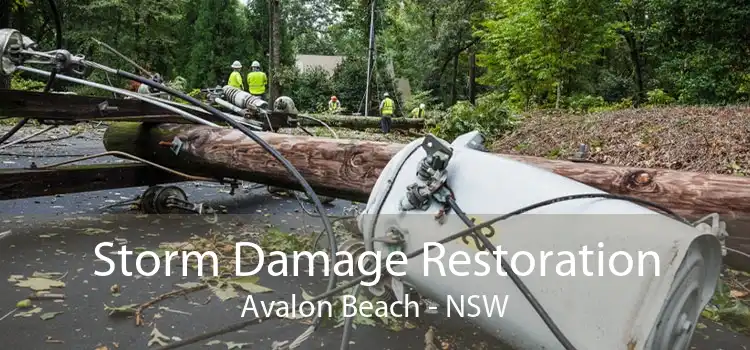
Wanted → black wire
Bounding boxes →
[118,71,339,331]
[46,0,63,50]
[447,195,575,349]
[162,192,686,350]
[0,118,30,144]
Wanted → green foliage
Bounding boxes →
[429,93,516,141]
[702,275,750,336]
[10,74,46,91]
[645,89,675,106]
[568,95,606,113]
[281,66,334,113]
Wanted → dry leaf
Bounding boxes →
[730,289,749,298]
[40,311,63,320]
[15,277,65,291]
[175,282,203,289]
[14,307,42,318]
[210,284,239,301]
[230,276,273,294]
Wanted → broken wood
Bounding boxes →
[103,122,750,269]
[0,163,185,200]
[0,89,216,122]
[303,114,426,130]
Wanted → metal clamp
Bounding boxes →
[399,134,454,212]
[692,213,729,256]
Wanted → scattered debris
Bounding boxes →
[40,311,63,320]
[158,306,191,316]
[104,303,138,316]
[14,307,42,318]
[16,299,32,308]
[225,341,250,349]
[147,327,170,347]
[15,276,66,291]
[80,228,112,236]
[229,276,273,294]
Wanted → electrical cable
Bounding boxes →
[0,118,31,145]
[35,151,218,182]
[447,194,575,349]
[0,125,57,150]
[727,247,750,260]
[112,70,340,335]
[297,115,339,139]
[158,192,687,350]
[16,66,221,128]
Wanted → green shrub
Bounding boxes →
[568,94,606,113]
[429,92,516,141]
[10,73,46,91]
[646,88,676,106]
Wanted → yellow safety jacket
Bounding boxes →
[381,98,394,116]
[410,107,425,118]
[227,71,243,89]
[246,71,268,95]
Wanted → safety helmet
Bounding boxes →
[331,96,337,101]
[420,103,425,109]
[251,61,261,68]
[231,61,242,69]
[383,92,389,97]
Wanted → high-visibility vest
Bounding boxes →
[381,98,394,116]
[246,71,267,95]
[410,107,425,118]
[329,100,340,111]
[227,71,243,89]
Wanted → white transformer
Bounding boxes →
[358,132,723,350]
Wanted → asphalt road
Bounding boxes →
[1,125,749,350]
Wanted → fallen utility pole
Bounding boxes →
[104,122,750,219]
[302,114,425,130]
[103,122,750,269]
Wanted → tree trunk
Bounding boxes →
[103,122,750,221]
[450,54,458,105]
[0,0,11,90]
[301,115,426,130]
[468,48,476,105]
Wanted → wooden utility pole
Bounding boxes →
[364,0,376,116]
[104,122,750,221]
[268,0,281,101]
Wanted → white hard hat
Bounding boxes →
[420,103,425,109]
[251,61,261,68]
[383,92,389,97]
[231,61,242,69]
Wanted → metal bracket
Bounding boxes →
[170,137,183,155]
[692,213,729,256]
[98,100,119,116]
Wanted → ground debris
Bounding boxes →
[492,107,750,175]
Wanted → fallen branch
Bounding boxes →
[135,283,207,326]
[302,114,426,131]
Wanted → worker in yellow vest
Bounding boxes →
[227,61,243,89]
[410,103,426,118]
[379,92,394,133]
[328,96,341,113]
[246,61,268,100]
